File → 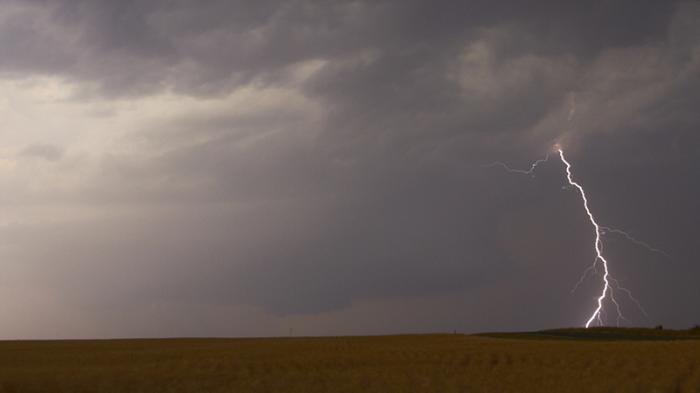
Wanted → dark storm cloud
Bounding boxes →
[0,0,699,337]
[0,0,679,96]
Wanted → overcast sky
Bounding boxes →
[0,0,698,339]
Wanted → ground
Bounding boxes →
[1,328,699,392]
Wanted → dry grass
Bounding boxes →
[1,333,699,392]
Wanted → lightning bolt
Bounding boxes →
[556,148,616,327]
[487,146,663,327]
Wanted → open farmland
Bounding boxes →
[1,330,699,392]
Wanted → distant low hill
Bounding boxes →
[478,326,700,341]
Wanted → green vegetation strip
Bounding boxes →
[477,327,700,341]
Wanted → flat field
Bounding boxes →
[1,329,699,392]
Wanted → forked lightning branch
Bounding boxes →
[486,144,665,327]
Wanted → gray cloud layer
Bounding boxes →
[0,0,698,338]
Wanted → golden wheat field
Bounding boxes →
[1,332,699,393]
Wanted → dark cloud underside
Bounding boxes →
[0,0,698,338]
